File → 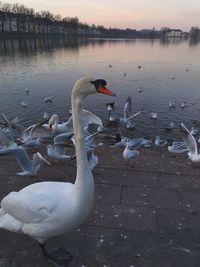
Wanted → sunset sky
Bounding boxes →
[4,0,200,31]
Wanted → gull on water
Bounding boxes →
[168,100,176,109]
[150,112,158,119]
[165,122,175,131]
[106,102,115,120]
[44,97,53,103]
[121,110,143,129]
[20,101,27,108]
[0,146,50,176]
[120,97,143,129]
[181,101,186,108]
[180,122,200,162]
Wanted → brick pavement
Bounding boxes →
[0,145,200,267]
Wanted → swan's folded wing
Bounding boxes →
[1,191,57,223]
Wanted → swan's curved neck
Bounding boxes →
[72,90,92,185]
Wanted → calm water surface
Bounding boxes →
[0,37,200,140]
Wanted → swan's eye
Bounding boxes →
[90,79,107,91]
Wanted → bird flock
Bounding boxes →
[0,76,199,266]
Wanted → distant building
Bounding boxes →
[164,29,188,38]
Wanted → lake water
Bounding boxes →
[0,37,200,141]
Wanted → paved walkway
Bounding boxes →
[0,145,200,267]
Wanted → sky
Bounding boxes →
[4,0,200,31]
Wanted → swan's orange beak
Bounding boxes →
[98,86,116,96]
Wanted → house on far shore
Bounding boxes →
[164,29,188,38]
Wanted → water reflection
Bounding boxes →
[0,37,96,56]
[0,37,200,140]
[0,37,199,56]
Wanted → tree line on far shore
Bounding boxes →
[0,1,199,39]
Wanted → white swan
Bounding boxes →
[0,77,115,264]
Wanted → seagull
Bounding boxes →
[47,144,71,160]
[120,96,142,128]
[120,110,143,129]
[150,112,158,119]
[54,132,74,145]
[123,96,132,120]
[125,137,152,149]
[87,148,98,171]
[47,110,103,135]
[0,146,51,176]
[169,101,176,109]
[22,137,43,150]
[44,97,53,103]
[106,102,115,120]
[106,102,115,112]
[168,141,188,154]
[21,101,27,108]
[190,127,198,136]
[25,88,29,94]
[180,122,200,162]
[165,122,175,131]
[123,145,139,167]
[47,132,73,160]
[43,112,50,119]
[137,87,142,93]
[181,101,186,108]
[155,136,168,147]
[0,126,17,148]
[123,72,127,77]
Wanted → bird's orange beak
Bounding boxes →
[98,85,116,96]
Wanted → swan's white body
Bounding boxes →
[0,77,114,244]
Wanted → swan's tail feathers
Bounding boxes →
[0,212,22,232]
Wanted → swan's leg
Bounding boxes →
[40,243,74,266]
